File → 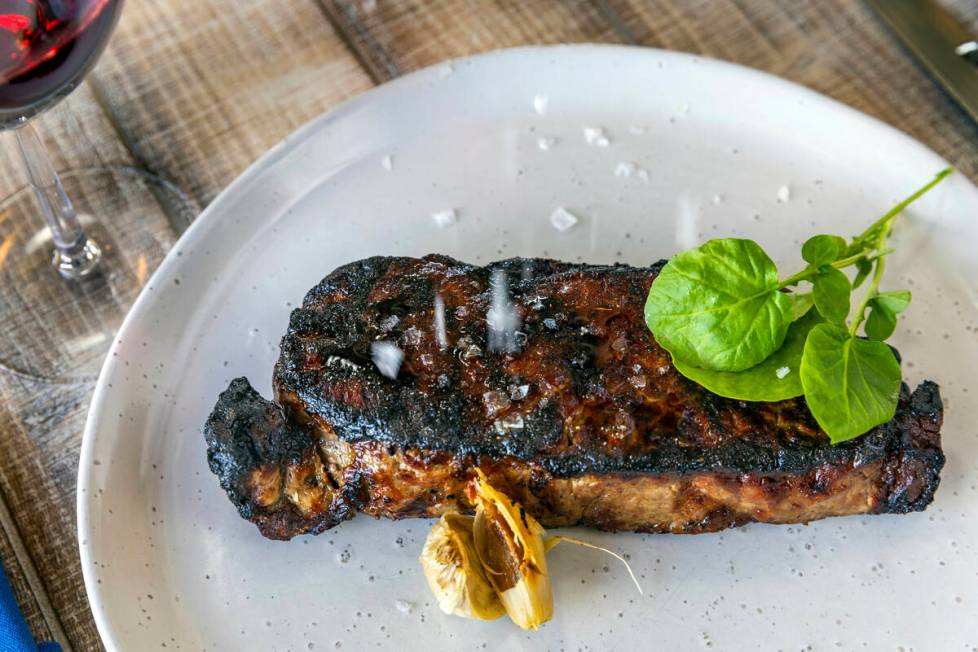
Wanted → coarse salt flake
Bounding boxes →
[614,162,636,177]
[381,155,393,171]
[533,94,549,115]
[371,341,404,379]
[583,126,610,147]
[550,207,579,232]
[395,600,414,614]
[777,185,791,203]
[431,209,457,228]
[537,137,557,151]
[775,366,790,379]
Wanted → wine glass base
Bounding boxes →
[53,237,102,279]
[0,165,198,383]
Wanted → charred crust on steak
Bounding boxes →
[204,256,946,539]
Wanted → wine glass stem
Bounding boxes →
[14,120,101,278]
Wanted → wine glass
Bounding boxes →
[0,1,199,383]
[1,0,123,278]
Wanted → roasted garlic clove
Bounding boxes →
[470,470,553,631]
[419,512,506,621]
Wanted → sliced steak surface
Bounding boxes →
[204,255,944,540]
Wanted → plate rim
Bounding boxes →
[76,43,971,649]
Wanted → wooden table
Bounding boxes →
[0,1,975,648]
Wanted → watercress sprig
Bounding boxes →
[644,167,952,443]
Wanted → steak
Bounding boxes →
[204,255,944,541]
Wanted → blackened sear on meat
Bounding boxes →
[203,255,945,540]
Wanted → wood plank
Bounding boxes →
[320,0,620,79]
[89,0,375,208]
[604,0,978,182]
[0,516,57,646]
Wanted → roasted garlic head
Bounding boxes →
[419,511,505,621]
[419,469,641,631]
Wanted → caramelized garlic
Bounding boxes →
[419,511,505,621]
[420,469,642,631]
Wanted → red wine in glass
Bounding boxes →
[0,0,123,278]
[0,0,122,127]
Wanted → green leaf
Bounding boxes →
[672,309,824,402]
[863,291,911,341]
[852,258,873,289]
[800,323,902,443]
[802,235,847,266]
[789,292,814,322]
[812,267,851,324]
[875,290,911,315]
[864,299,897,340]
[645,238,792,372]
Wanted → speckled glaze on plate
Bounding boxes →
[78,45,978,651]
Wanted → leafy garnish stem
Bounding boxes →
[848,223,891,336]
[850,166,953,247]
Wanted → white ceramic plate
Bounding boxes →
[79,45,978,651]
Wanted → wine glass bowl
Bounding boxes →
[0,0,125,281]
[0,0,123,128]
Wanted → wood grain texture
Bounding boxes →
[0,1,976,649]
[89,0,374,208]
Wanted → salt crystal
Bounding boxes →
[420,353,435,367]
[775,366,790,379]
[379,314,400,332]
[537,137,557,151]
[454,305,469,319]
[402,326,422,347]
[433,294,448,350]
[543,317,558,330]
[629,374,647,389]
[636,168,650,182]
[712,194,724,205]
[326,355,361,371]
[438,63,454,78]
[611,336,627,352]
[628,125,646,135]
[459,342,482,364]
[533,94,549,115]
[509,384,530,401]
[371,341,403,379]
[614,162,636,177]
[583,126,610,147]
[431,209,457,228]
[777,185,791,203]
[395,600,414,615]
[549,207,579,232]
[381,155,393,171]
[483,390,512,418]
[494,414,525,434]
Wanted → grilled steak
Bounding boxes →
[204,255,944,541]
